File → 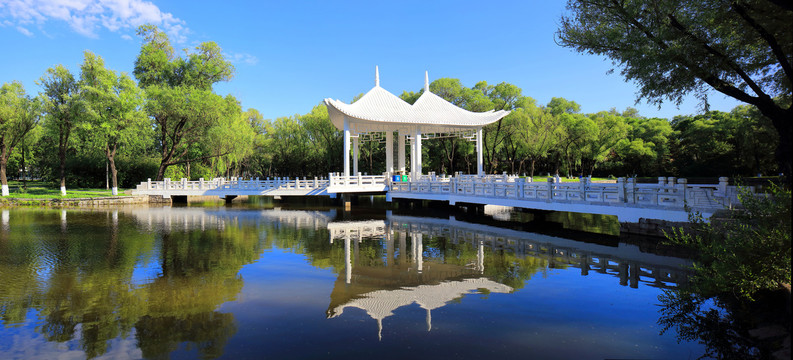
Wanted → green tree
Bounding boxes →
[547,97,581,117]
[300,104,342,176]
[516,104,561,177]
[668,185,791,300]
[558,0,793,178]
[205,96,256,178]
[134,25,237,180]
[483,82,524,173]
[266,115,313,177]
[0,82,39,196]
[38,65,81,195]
[672,112,737,176]
[558,113,597,177]
[579,111,630,176]
[79,51,148,195]
[729,104,779,175]
[620,116,674,176]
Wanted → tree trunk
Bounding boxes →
[59,143,67,196]
[766,110,792,181]
[156,162,167,182]
[0,143,8,196]
[107,145,118,196]
[21,145,26,190]
[530,159,536,178]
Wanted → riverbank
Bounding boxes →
[0,195,150,207]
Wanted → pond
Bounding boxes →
[0,204,706,359]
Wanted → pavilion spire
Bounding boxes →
[375,66,380,87]
[424,71,429,92]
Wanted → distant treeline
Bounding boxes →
[1,28,779,192]
[257,82,779,180]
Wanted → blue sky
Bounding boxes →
[1,0,742,121]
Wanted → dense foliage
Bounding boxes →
[668,186,791,301]
[557,0,792,179]
[659,185,791,358]
[0,24,784,192]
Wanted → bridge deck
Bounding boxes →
[132,174,744,223]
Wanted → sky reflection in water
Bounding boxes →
[0,206,705,359]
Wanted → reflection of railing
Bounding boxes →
[327,220,387,241]
[392,215,690,289]
[327,215,691,289]
[124,208,335,232]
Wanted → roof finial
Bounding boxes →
[424,71,429,92]
[375,66,380,87]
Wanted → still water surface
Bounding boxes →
[0,205,705,359]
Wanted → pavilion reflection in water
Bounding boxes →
[327,220,512,339]
[325,214,690,339]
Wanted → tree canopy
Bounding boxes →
[134,25,245,181]
[557,0,792,177]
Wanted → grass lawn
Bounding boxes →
[3,180,125,199]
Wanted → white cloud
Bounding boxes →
[16,25,33,36]
[225,51,259,66]
[120,33,131,40]
[0,0,189,42]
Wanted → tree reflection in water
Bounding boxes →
[1,207,714,359]
[0,209,262,359]
[658,290,762,359]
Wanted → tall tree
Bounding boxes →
[483,82,524,173]
[204,96,256,178]
[38,65,80,195]
[0,82,39,196]
[516,104,561,177]
[134,25,237,180]
[558,0,793,178]
[579,112,630,176]
[301,104,342,175]
[79,51,148,195]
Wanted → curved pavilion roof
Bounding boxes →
[324,69,510,134]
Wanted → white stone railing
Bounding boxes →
[389,176,744,210]
[136,176,330,192]
[327,173,387,190]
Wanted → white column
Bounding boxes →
[476,128,484,175]
[398,132,406,172]
[385,131,394,175]
[415,232,423,272]
[343,116,351,177]
[410,135,415,176]
[353,137,359,175]
[345,234,352,284]
[412,127,422,179]
[1,184,8,197]
[416,128,422,176]
[478,239,485,273]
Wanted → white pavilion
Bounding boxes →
[324,67,510,180]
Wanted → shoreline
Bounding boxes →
[0,195,152,207]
